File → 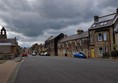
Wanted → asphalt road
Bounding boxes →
[14,56,118,83]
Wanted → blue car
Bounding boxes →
[73,52,86,58]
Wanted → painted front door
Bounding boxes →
[91,48,95,58]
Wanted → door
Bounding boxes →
[91,48,95,58]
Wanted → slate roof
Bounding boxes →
[0,38,16,45]
[59,34,78,43]
[89,11,118,30]
[45,36,54,41]
[59,31,88,43]
[78,31,88,39]
[45,33,64,42]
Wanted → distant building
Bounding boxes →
[31,43,39,54]
[45,33,65,56]
[89,8,118,58]
[38,43,46,54]
[0,27,20,59]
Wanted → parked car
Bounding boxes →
[32,52,36,56]
[73,52,86,58]
[40,52,49,56]
[22,53,28,57]
[44,52,49,56]
[40,52,44,56]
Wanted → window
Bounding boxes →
[99,47,103,55]
[100,22,107,26]
[58,44,60,48]
[103,32,107,41]
[90,35,93,42]
[103,47,107,52]
[98,33,102,41]
[75,41,77,46]
[92,24,96,27]
[62,43,64,47]
[99,47,107,55]
[104,22,107,25]
[66,42,68,47]
[100,22,104,25]
[80,40,82,45]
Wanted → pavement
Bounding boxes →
[0,56,22,83]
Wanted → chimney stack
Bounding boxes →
[116,8,118,14]
[94,16,99,22]
[77,29,84,35]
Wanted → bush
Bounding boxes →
[102,52,110,58]
[111,50,118,57]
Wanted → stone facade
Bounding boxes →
[31,43,39,54]
[38,43,46,54]
[58,30,89,57]
[89,8,118,58]
[0,27,19,59]
[45,33,65,56]
[115,32,118,50]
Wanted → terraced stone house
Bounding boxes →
[114,23,118,50]
[89,8,118,58]
[58,30,89,57]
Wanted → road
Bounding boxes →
[14,56,118,83]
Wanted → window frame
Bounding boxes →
[103,32,107,41]
[98,33,103,41]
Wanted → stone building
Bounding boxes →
[0,27,19,59]
[31,43,39,54]
[89,8,118,58]
[58,30,89,57]
[114,23,118,50]
[45,33,65,56]
[38,43,46,54]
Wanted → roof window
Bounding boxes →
[104,22,107,25]
[100,21,107,26]
[92,24,96,27]
[100,22,104,25]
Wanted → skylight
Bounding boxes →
[100,23,104,25]
[92,24,96,27]
[100,21,107,26]
[104,22,107,25]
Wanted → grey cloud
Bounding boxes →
[97,0,118,8]
[0,0,117,38]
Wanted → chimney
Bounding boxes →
[116,8,118,14]
[94,16,99,22]
[77,29,84,35]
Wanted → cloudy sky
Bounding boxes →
[0,0,117,47]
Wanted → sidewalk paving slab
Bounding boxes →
[0,56,22,83]
[0,61,18,83]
